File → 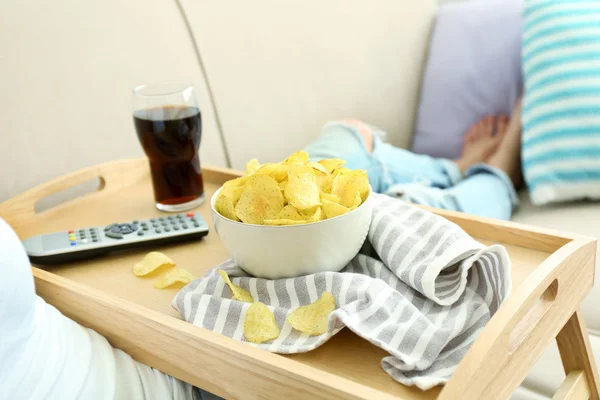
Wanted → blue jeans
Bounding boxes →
[304,120,519,220]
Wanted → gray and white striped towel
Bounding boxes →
[173,193,511,390]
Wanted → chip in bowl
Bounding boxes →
[214,151,369,226]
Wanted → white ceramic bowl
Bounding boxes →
[210,187,373,279]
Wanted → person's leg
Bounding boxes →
[0,217,210,400]
[386,164,518,220]
[304,118,502,193]
[387,102,523,220]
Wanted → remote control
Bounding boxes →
[23,212,209,266]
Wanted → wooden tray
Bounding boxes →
[2,158,600,400]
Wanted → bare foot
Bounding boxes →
[487,101,523,188]
[455,116,507,173]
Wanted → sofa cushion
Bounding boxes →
[0,0,227,203]
[412,0,523,160]
[512,191,600,332]
[179,0,438,169]
[522,0,600,205]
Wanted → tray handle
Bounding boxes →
[0,158,148,225]
[439,238,599,399]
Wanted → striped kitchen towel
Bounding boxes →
[173,193,511,390]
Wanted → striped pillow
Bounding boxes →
[522,0,600,205]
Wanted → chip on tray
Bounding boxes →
[218,270,254,302]
[154,267,195,289]
[215,151,369,225]
[287,292,336,335]
[244,302,281,344]
[133,251,175,276]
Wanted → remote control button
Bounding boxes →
[70,242,76,246]
[131,224,138,232]
[155,229,161,233]
[133,220,139,224]
[165,227,171,232]
[182,224,188,229]
[167,216,175,220]
[152,223,159,228]
[138,231,144,236]
[150,218,156,222]
[173,226,179,231]
[92,238,98,242]
[143,226,149,231]
[104,223,117,232]
[161,221,168,226]
[186,212,194,217]
[106,231,123,239]
[170,220,177,224]
[194,222,200,228]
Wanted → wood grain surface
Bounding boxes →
[1,158,598,399]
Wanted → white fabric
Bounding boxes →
[0,218,196,400]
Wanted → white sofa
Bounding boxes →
[1,1,598,398]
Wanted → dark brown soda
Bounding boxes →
[133,106,204,205]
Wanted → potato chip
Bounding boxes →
[318,158,346,174]
[315,173,333,193]
[332,170,369,208]
[278,180,288,193]
[224,176,249,188]
[154,267,195,289]
[133,252,175,276]
[245,158,261,175]
[244,302,280,343]
[285,165,321,210]
[235,175,284,224]
[277,204,304,221]
[322,198,350,219]
[333,167,351,176]
[307,161,328,175]
[216,151,369,225]
[256,163,288,182]
[320,192,341,204]
[299,206,324,222]
[287,292,336,335]
[215,194,239,222]
[218,270,254,302]
[282,150,310,166]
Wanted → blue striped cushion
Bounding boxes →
[522,0,600,205]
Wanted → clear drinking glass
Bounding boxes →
[132,83,204,212]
